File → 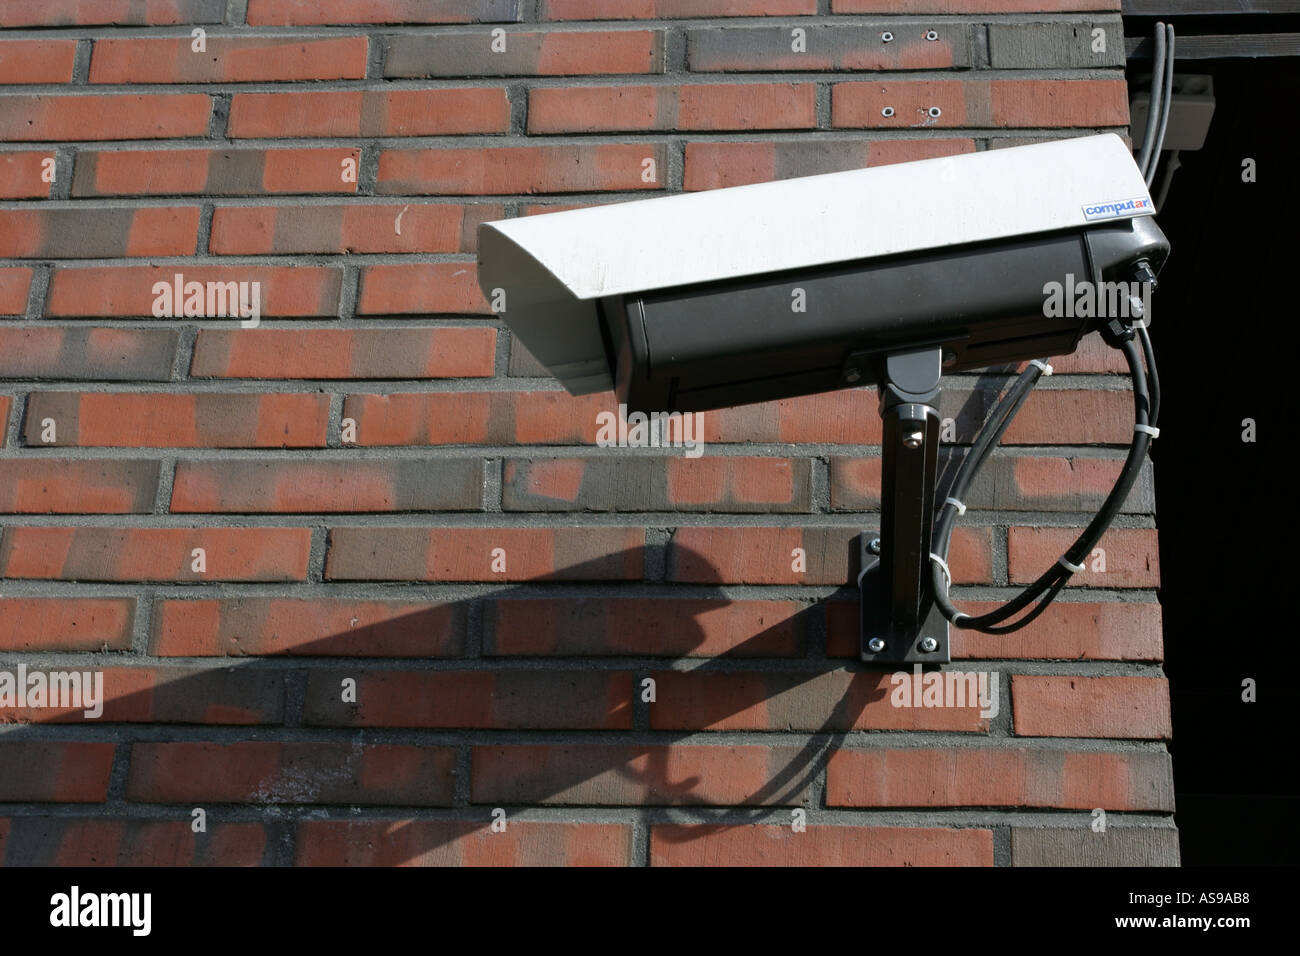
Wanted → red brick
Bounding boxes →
[192,328,495,379]
[126,742,457,805]
[650,824,992,866]
[484,597,807,657]
[528,83,816,133]
[688,24,961,71]
[0,1,225,26]
[0,266,32,313]
[152,598,468,657]
[0,152,55,198]
[0,460,159,513]
[503,456,811,513]
[210,202,501,255]
[0,328,178,380]
[0,743,115,802]
[826,599,1164,661]
[72,148,360,197]
[340,391,605,445]
[46,265,342,317]
[998,390,1136,444]
[833,79,1129,129]
[0,206,200,258]
[685,137,975,189]
[472,744,811,805]
[378,144,666,194]
[830,455,1148,513]
[827,747,1174,809]
[23,392,329,447]
[89,36,368,83]
[0,40,78,84]
[302,671,634,729]
[248,0,522,25]
[0,597,135,652]
[357,263,491,315]
[296,820,632,866]
[0,818,268,866]
[1009,527,1159,588]
[1013,675,1172,739]
[650,670,988,732]
[384,30,663,77]
[545,0,816,15]
[229,89,509,138]
[0,527,312,581]
[0,666,284,724]
[326,526,644,581]
[170,459,482,513]
[670,526,990,585]
[0,94,211,141]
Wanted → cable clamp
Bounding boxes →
[929,553,953,590]
[944,496,966,515]
[1058,556,1085,574]
[1134,423,1160,438]
[1028,359,1053,376]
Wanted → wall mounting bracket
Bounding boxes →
[859,347,951,666]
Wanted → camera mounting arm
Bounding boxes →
[858,347,951,666]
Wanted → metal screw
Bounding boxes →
[845,367,863,383]
[919,637,939,653]
[902,430,924,449]
[928,106,942,118]
[868,537,881,554]
[867,637,886,653]
[881,106,895,118]
[881,31,893,42]
[925,30,939,41]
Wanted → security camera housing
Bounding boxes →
[478,133,1169,414]
[477,133,1169,667]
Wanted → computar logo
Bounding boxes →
[0,666,103,719]
[1082,197,1153,221]
[50,886,151,936]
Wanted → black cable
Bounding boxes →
[1146,24,1176,188]
[930,335,1156,632]
[1137,22,1166,181]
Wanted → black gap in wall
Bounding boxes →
[1133,53,1298,865]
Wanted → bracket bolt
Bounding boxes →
[925,30,939,41]
[919,637,939,653]
[902,430,924,449]
[868,537,881,554]
[867,637,886,653]
[881,106,895,118]
[928,106,942,118]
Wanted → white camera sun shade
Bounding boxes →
[477,133,1161,404]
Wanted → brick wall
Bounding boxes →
[0,0,1176,867]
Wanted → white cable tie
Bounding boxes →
[1058,556,1085,574]
[944,496,966,515]
[1134,423,1160,438]
[929,553,953,590]
[1028,360,1053,376]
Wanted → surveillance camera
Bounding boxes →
[477,133,1168,414]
